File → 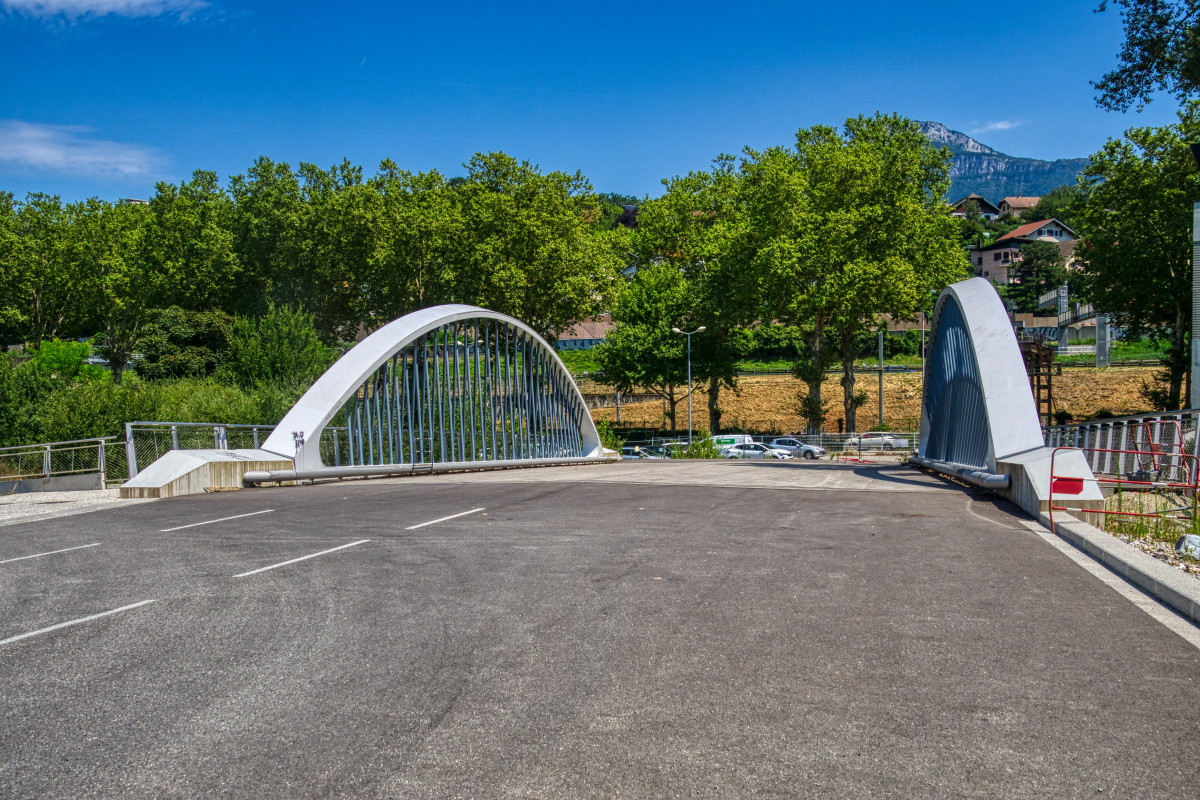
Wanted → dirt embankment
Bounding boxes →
[588,366,1162,434]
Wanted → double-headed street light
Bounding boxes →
[671,326,706,445]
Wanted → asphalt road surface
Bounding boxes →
[1,461,1198,798]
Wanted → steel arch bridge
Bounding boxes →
[258,305,604,476]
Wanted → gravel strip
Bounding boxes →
[0,488,153,527]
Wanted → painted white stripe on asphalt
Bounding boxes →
[405,508,486,530]
[161,509,274,532]
[233,540,371,578]
[0,599,158,647]
[0,542,101,564]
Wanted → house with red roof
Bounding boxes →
[970,218,1077,283]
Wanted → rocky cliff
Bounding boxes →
[918,121,1088,202]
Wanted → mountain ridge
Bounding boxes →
[917,121,1088,202]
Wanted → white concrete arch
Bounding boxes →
[919,277,1044,471]
[260,305,603,470]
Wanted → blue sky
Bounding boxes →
[0,0,1183,202]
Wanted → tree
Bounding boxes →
[1093,0,1200,112]
[0,193,87,347]
[367,162,462,323]
[762,114,966,433]
[1009,240,1068,313]
[1072,101,1200,409]
[593,264,691,432]
[74,199,156,383]
[1019,184,1083,227]
[134,307,234,380]
[633,155,756,433]
[451,152,626,340]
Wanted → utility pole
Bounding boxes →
[672,326,706,445]
[1193,200,1200,408]
[878,329,884,429]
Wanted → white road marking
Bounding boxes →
[0,599,157,647]
[405,508,486,530]
[161,509,274,532]
[1021,519,1200,652]
[233,540,371,578]
[0,542,101,564]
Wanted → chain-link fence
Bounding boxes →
[123,422,351,481]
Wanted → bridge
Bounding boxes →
[4,279,1199,796]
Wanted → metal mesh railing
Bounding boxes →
[1045,410,1199,482]
[0,438,115,484]
[123,422,351,480]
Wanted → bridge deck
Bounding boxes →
[2,460,1198,797]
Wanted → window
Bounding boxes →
[984,271,989,277]
[977,256,983,265]
[994,252,1001,261]
[1003,251,1011,261]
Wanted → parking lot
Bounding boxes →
[2,459,1199,798]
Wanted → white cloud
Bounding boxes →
[0,0,206,20]
[0,120,165,179]
[970,120,1021,134]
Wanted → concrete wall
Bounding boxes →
[120,450,294,498]
[0,472,105,494]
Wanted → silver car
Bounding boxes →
[722,442,793,460]
[844,432,910,450]
[769,437,827,460]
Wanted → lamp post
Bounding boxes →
[1190,143,1200,409]
[672,326,706,445]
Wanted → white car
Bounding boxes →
[768,437,827,460]
[844,432,910,450]
[722,442,793,460]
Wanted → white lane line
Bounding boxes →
[0,542,101,564]
[161,509,274,532]
[405,508,486,530]
[233,540,371,578]
[0,599,158,647]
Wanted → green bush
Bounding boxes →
[595,418,624,452]
[672,429,724,459]
[223,304,336,389]
[134,307,233,380]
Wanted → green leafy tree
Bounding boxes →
[1018,184,1083,227]
[452,152,626,340]
[762,114,966,433]
[223,304,336,389]
[1093,0,1200,111]
[594,263,691,432]
[1072,101,1200,409]
[134,307,234,380]
[1009,240,1068,313]
[633,155,756,433]
[0,194,87,347]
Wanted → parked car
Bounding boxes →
[844,432,910,450]
[722,442,793,460]
[768,437,827,460]
[622,445,669,460]
[711,434,756,449]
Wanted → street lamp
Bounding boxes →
[672,326,706,445]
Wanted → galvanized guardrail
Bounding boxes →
[0,437,116,485]
[123,422,351,480]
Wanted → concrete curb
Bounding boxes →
[1040,512,1200,625]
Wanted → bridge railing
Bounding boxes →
[0,437,117,485]
[1044,410,1199,478]
[123,422,350,480]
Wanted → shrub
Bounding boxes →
[595,418,624,452]
[673,429,723,459]
[223,305,336,389]
[133,307,233,380]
